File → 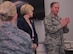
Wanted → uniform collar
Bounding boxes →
[50,12,59,18]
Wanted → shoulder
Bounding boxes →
[17,29,31,41]
[44,13,52,20]
[17,18,24,22]
[17,18,26,25]
[44,14,52,23]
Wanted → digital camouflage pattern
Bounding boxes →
[44,13,65,54]
[0,22,34,54]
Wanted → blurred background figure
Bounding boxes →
[0,0,2,3]
[0,1,33,54]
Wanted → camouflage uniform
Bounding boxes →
[0,22,34,54]
[44,13,65,54]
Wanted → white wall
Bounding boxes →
[44,0,73,41]
[34,20,46,54]
[34,20,45,43]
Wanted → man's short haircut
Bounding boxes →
[50,2,59,8]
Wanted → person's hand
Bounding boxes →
[60,19,67,27]
[33,43,38,50]
[65,17,70,24]
[60,17,70,27]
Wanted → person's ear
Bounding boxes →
[13,13,18,20]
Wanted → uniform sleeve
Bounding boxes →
[18,30,34,54]
[44,16,62,33]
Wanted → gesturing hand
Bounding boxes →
[60,17,70,27]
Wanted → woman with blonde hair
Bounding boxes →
[17,3,38,54]
[0,1,33,54]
